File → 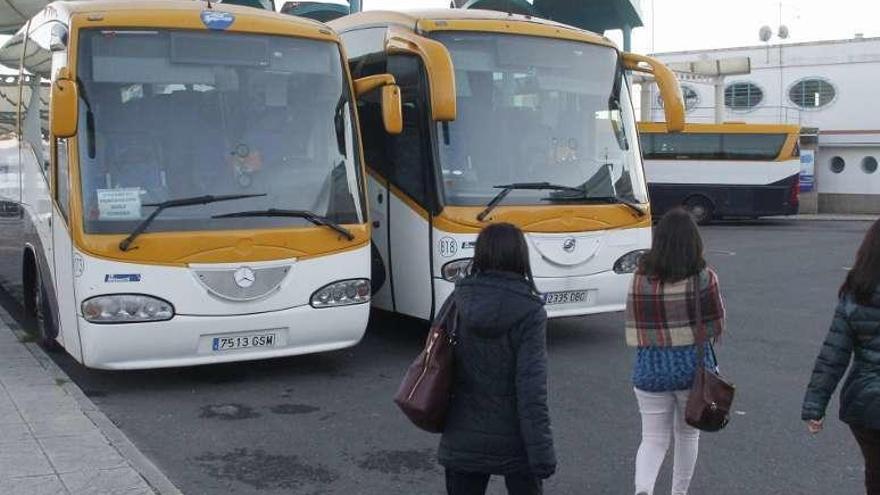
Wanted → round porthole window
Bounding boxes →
[862,156,878,174]
[790,78,836,109]
[724,82,763,110]
[657,85,700,112]
[830,156,846,174]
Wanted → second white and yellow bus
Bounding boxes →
[332,10,684,320]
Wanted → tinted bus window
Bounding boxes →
[641,133,787,160]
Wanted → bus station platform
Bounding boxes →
[0,308,178,495]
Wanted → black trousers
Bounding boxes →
[445,469,542,495]
[852,426,880,495]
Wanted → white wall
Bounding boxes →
[816,146,880,195]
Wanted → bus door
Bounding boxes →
[364,54,437,320]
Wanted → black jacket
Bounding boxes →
[802,289,880,429]
[438,272,556,478]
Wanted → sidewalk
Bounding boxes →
[766,213,877,221]
[0,308,180,495]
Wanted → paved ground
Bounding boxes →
[1,219,874,494]
[0,309,163,494]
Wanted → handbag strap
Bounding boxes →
[693,273,707,368]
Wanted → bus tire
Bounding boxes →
[684,196,714,225]
[370,243,386,295]
[32,264,61,352]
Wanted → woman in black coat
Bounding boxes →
[438,223,556,495]
[803,218,880,494]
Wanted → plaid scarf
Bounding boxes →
[625,268,725,347]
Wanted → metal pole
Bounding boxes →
[622,24,632,52]
[349,0,362,13]
[640,82,652,122]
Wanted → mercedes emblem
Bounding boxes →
[233,267,256,288]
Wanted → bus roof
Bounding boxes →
[637,122,802,135]
[26,0,334,40]
[328,9,614,48]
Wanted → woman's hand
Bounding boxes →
[805,419,824,434]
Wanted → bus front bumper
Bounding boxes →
[76,303,370,370]
[434,270,633,320]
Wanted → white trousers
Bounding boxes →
[633,388,700,495]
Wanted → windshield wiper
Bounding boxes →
[75,77,96,159]
[118,193,267,252]
[542,191,646,217]
[477,182,582,221]
[212,209,355,241]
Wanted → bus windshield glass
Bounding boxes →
[433,32,647,206]
[76,29,363,234]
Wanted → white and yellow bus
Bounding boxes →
[639,122,801,223]
[332,10,684,320]
[0,1,403,369]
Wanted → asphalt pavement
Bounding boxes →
[1,219,874,494]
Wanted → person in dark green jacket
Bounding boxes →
[803,218,880,495]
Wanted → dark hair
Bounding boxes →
[472,223,538,293]
[840,218,880,305]
[639,207,706,282]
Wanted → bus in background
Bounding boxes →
[0,1,403,369]
[638,123,801,223]
[331,10,685,321]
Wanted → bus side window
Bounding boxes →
[55,139,69,220]
[385,54,437,212]
[22,21,60,181]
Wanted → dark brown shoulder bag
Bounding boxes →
[393,297,458,433]
[685,276,736,432]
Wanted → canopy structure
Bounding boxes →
[281,1,350,22]
[1,0,46,34]
[452,0,643,50]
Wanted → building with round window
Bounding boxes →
[647,36,880,214]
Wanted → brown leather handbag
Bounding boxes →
[685,276,735,432]
[393,297,458,433]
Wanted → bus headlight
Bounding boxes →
[613,249,649,274]
[81,295,174,323]
[310,279,370,308]
[442,259,472,282]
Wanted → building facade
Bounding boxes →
[646,37,880,214]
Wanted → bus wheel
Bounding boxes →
[32,268,61,352]
[684,196,714,225]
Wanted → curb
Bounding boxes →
[3,318,182,495]
[764,215,877,222]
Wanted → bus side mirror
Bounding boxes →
[51,72,78,138]
[354,74,403,135]
[381,85,403,135]
[622,52,685,132]
[385,28,456,122]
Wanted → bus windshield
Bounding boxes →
[433,32,647,207]
[76,29,363,235]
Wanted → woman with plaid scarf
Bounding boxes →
[624,208,726,495]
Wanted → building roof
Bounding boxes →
[651,35,880,57]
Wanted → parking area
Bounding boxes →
[0,219,872,494]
